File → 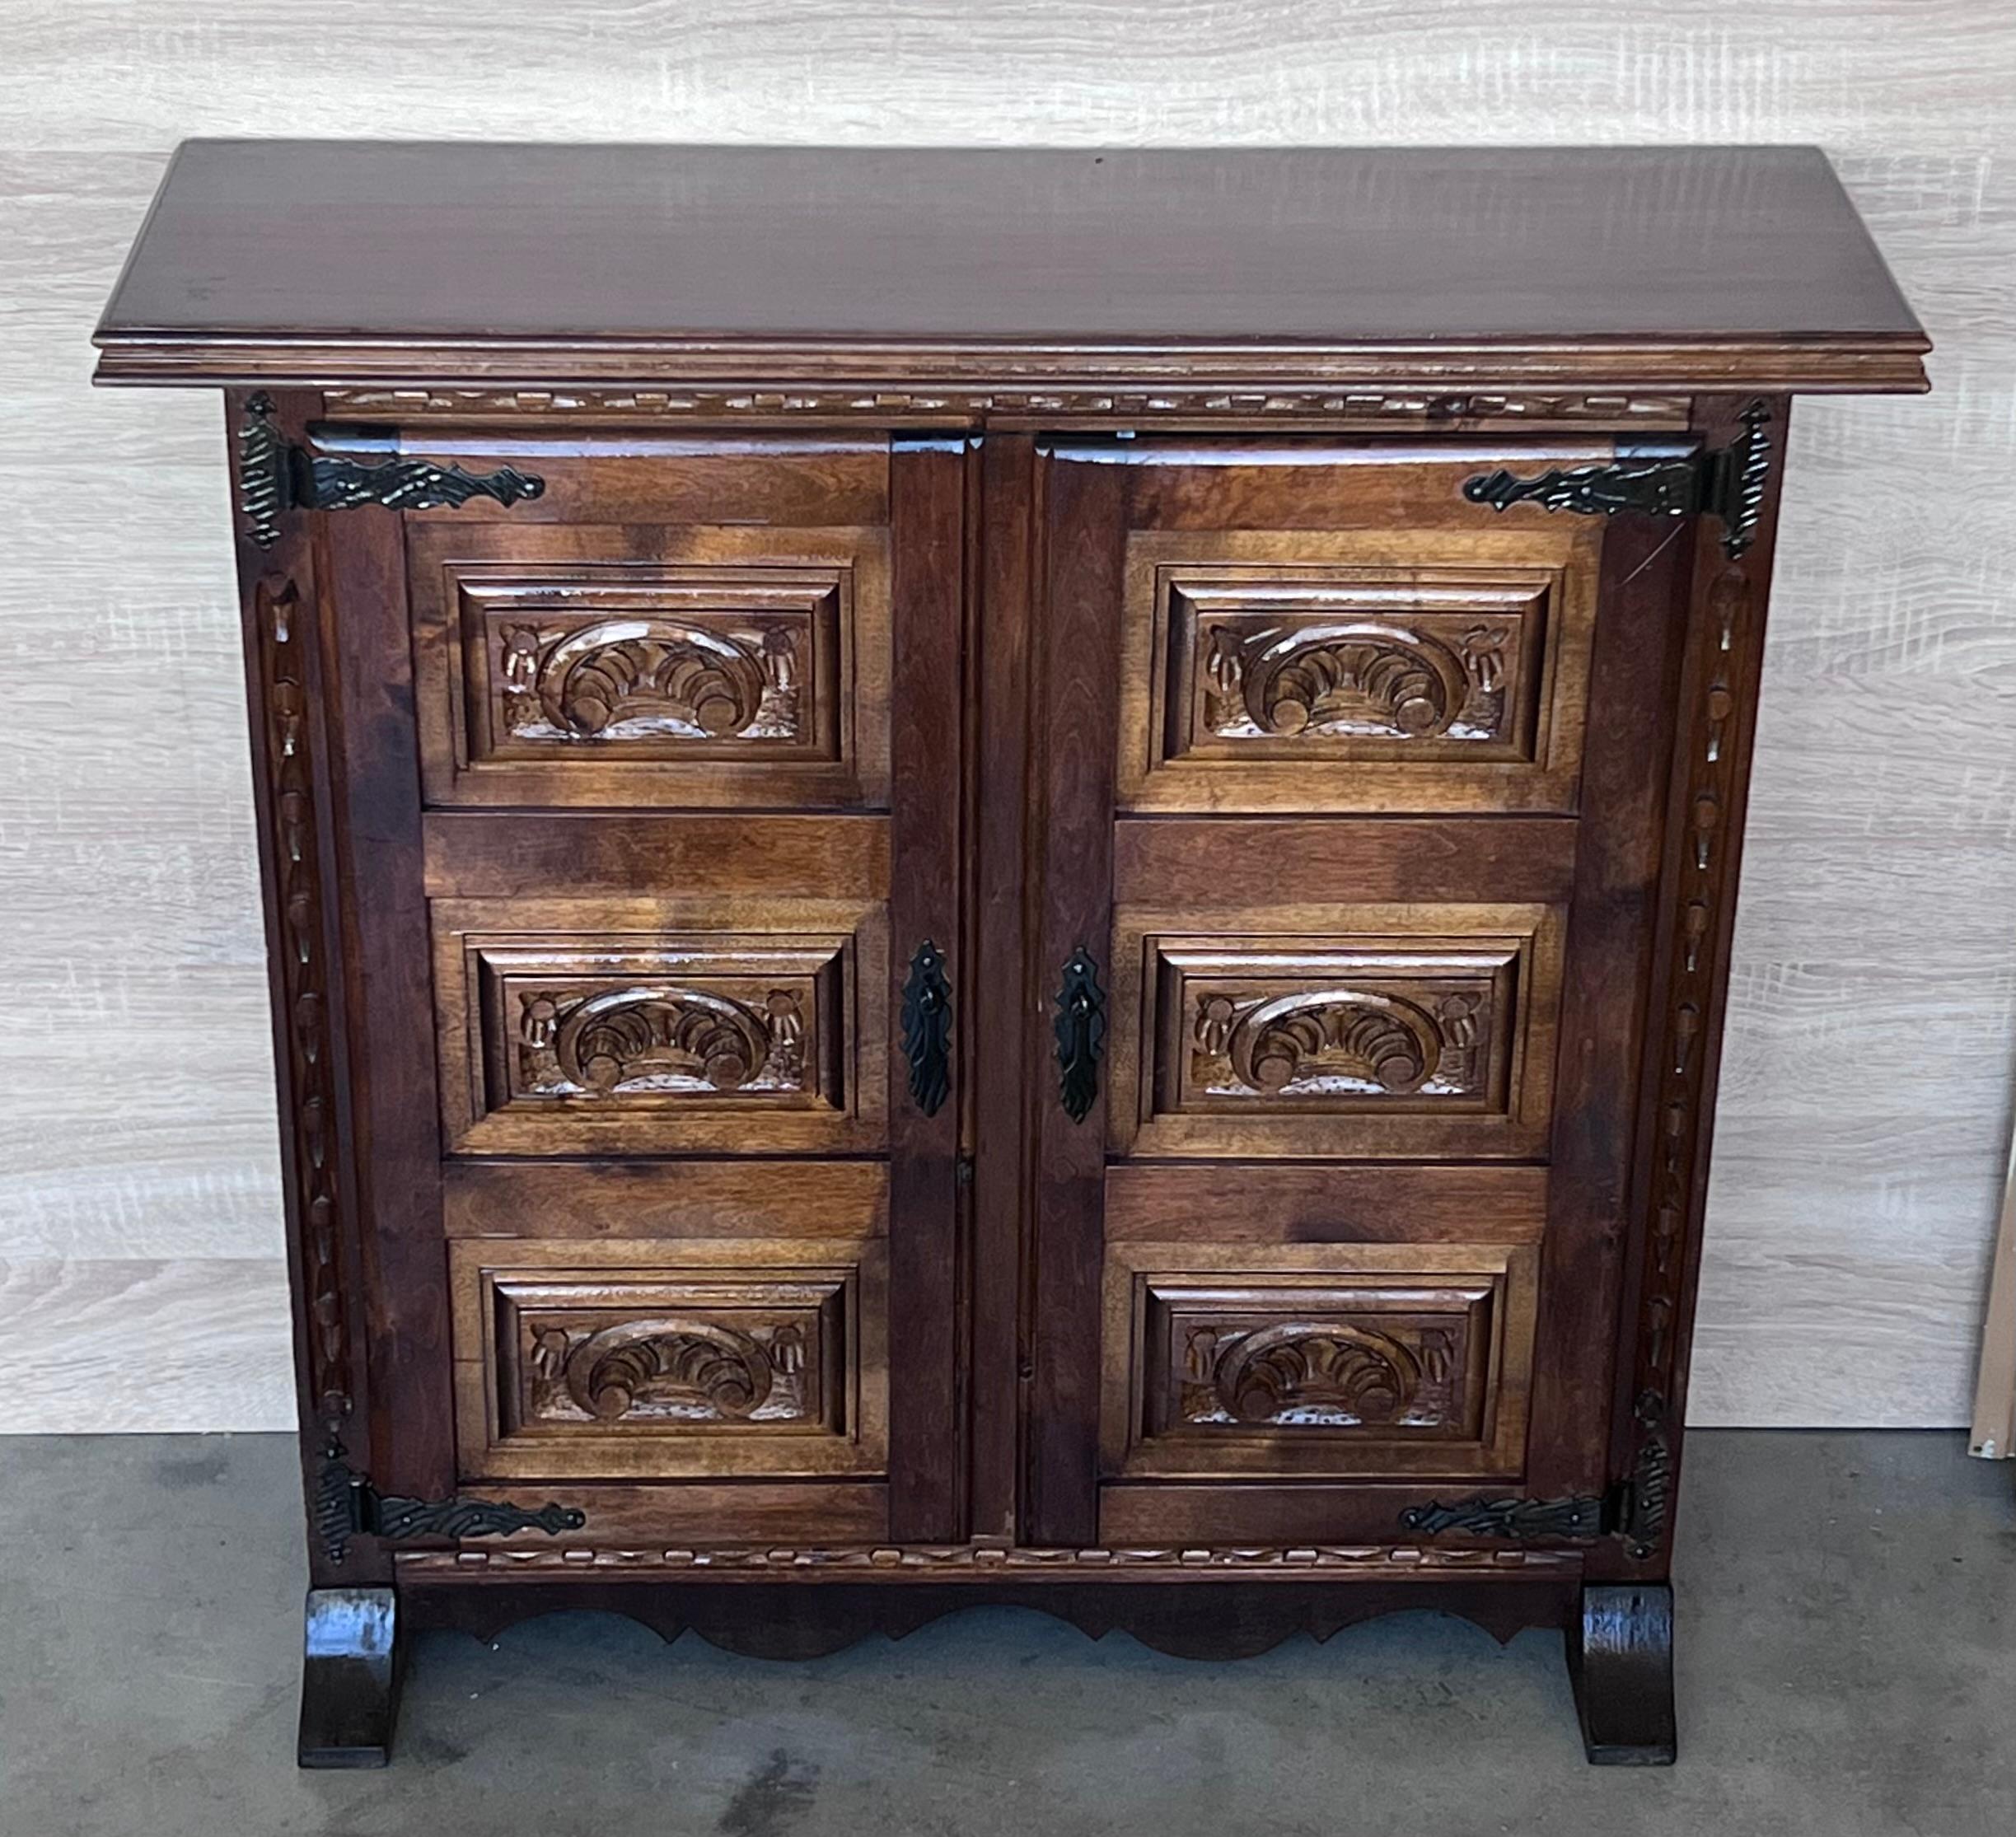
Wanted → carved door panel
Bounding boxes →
[320,423,967,1548]
[1022,436,1690,1548]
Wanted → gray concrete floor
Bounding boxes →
[0,1432,2009,1836]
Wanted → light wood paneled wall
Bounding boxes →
[2,2,2009,1428]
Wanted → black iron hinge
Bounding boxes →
[1401,1436,1671,1553]
[236,392,545,549]
[314,1437,583,1564]
[1462,400,1773,560]
[1400,1490,1610,1540]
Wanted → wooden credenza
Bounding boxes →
[96,142,1928,1767]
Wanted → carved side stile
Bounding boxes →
[255,570,354,1441]
[1615,398,1781,1561]
[248,554,382,1567]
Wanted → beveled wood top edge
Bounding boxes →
[90,333,1932,396]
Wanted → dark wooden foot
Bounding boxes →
[299,1586,400,1767]
[1568,1582,1676,1765]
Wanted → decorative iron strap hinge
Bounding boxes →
[1401,1491,1609,1540]
[313,1434,584,1564]
[1400,1437,1671,1552]
[236,392,545,549]
[1462,400,1773,560]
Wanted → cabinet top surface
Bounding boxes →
[95,141,1928,394]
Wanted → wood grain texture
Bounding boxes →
[89,142,1925,390]
[6,2,2011,1429]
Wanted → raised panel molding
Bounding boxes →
[481,940,842,1113]
[1110,903,1565,1160]
[461,568,844,764]
[1150,1284,1490,1437]
[1168,942,1513,1111]
[408,527,890,813]
[507,1278,843,1433]
[1118,543,1597,816]
[1102,1244,1536,1482]
[431,909,886,1157]
[1169,574,1549,760]
[452,1239,887,1483]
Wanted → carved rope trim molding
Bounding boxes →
[394,1542,1582,1576]
[325,386,1693,425]
[1616,413,1774,1561]
[256,575,352,1434]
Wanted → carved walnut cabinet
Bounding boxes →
[95,143,1928,1766]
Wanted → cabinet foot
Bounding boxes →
[1568,1582,1676,1765]
[299,1586,400,1768]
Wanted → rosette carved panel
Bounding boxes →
[1116,918,1565,1159]
[467,575,840,764]
[432,922,882,1156]
[1117,554,1598,816]
[451,1242,887,1483]
[1099,1244,1537,1482]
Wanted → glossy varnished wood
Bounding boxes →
[91,142,1925,1769]
[307,410,454,1519]
[1023,443,1128,1545]
[298,1587,400,1769]
[885,436,971,1540]
[1593,395,1795,1582]
[1522,503,1692,1502]
[30,26,1998,1454]
[96,144,1927,392]
[969,433,1038,1544]
[1569,1583,1677,1765]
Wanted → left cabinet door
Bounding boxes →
[280,412,970,1558]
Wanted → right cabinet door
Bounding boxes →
[1021,435,1691,1550]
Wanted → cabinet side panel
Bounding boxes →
[316,497,453,1507]
[1595,395,1793,1581]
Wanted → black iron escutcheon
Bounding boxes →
[236,392,545,549]
[313,1432,583,1564]
[900,938,954,1118]
[1053,947,1106,1124]
[1461,399,1773,562]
